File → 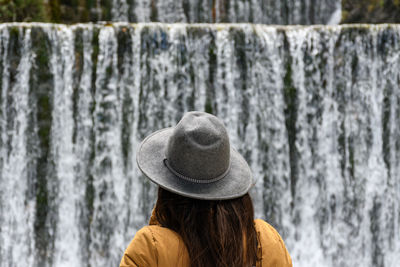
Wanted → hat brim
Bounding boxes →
[137,128,253,200]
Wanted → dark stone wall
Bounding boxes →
[3,0,400,24]
[0,0,106,23]
[0,0,48,22]
[342,0,400,23]
[2,0,400,24]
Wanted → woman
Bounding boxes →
[120,111,292,267]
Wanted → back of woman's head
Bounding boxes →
[154,187,258,267]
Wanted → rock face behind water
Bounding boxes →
[342,0,400,23]
[0,23,399,267]
[0,0,341,25]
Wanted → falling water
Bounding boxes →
[0,23,399,267]
[0,26,36,267]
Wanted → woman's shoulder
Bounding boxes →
[140,225,185,245]
[120,226,157,267]
[254,219,293,267]
[120,225,189,267]
[254,219,284,242]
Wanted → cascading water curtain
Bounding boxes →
[0,23,399,267]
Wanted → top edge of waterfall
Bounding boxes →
[1,22,400,31]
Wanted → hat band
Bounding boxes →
[163,159,230,184]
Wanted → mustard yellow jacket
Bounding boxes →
[120,217,292,267]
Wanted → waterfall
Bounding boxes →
[0,23,399,267]
[0,25,36,267]
[133,0,341,24]
[66,0,341,25]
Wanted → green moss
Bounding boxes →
[348,136,355,179]
[341,10,349,22]
[187,62,196,110]
[204,101,213,114]
[381,84,391,178]
[338,120,346,179]
[49,0,61,22]
[117,27,135,170]
[232,28,247,91]
[72,29,85,145]
[83,100,97,263]
[91,28,100,101]
[85,173,95,224]
[28,27,54,266]
[341,0,400,23]
[0,0,105,23]
[282,34,298,201]
[4,27,22,155]
[370,197,384,266]
[205,32,217,115]
[100,0,113,21]
[8,26,20,38]
[0,0,49,22]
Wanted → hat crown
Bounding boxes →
[166,112,230,181]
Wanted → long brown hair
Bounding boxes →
[154,187,259,267]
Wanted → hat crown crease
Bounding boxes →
[166,112,230,181]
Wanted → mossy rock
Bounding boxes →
[0,0,49,22]
[341,0,400,23]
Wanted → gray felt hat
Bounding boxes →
[136,111,253,200]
